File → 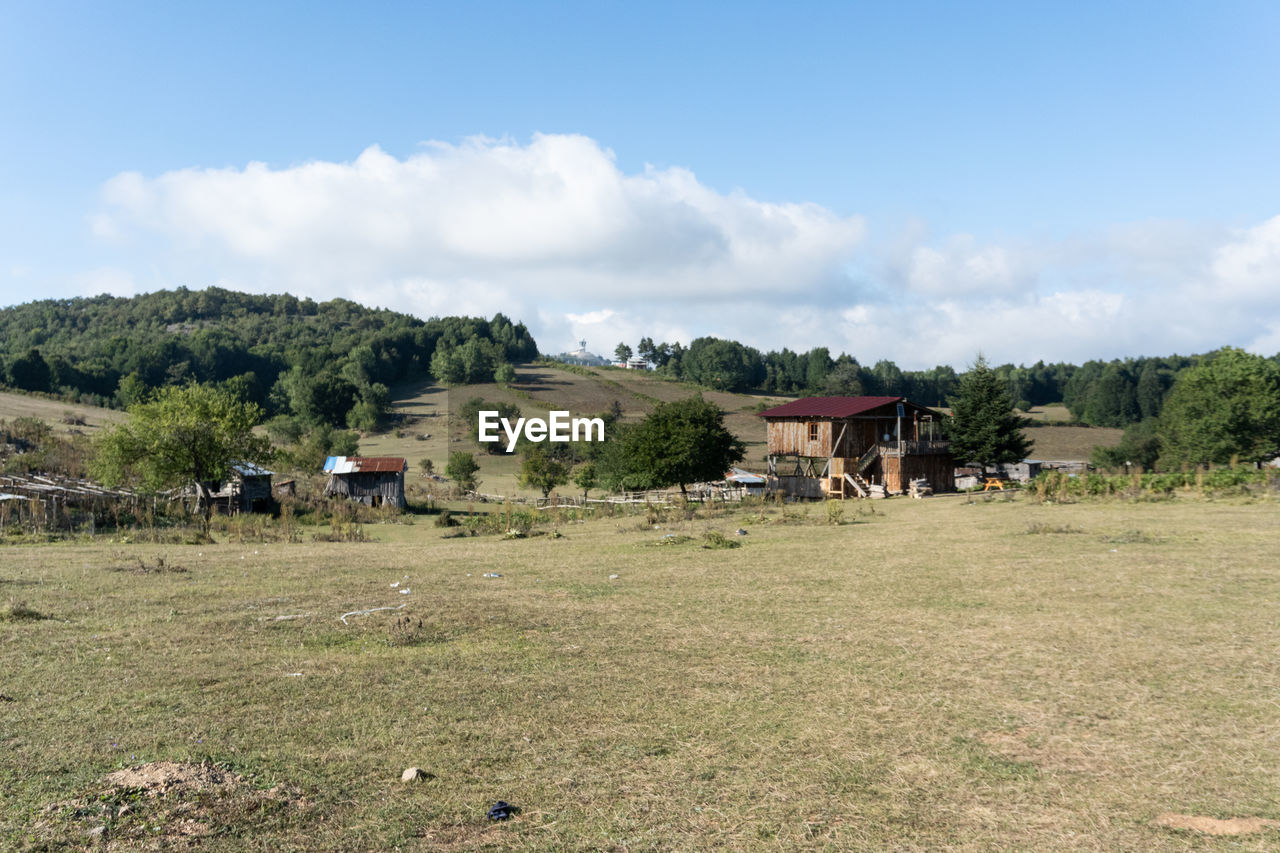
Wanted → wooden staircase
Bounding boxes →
[842,473,885,498]
[855,443,880,474]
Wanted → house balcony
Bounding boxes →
[878,440,951,458]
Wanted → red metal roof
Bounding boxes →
[348,456,407,473]
[757,396,906,418]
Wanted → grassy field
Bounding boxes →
[0,390,124,435]
[4,492,1280,850]
[1023,405,1073,423]
[1026,424,1123,462]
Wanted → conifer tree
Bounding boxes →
[949,354,1032,469]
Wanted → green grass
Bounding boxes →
[4,493,1280,849]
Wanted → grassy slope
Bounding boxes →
[0,389,124,435]
[0,382,1119,492]
[4,494,1280,850]
[374,381,1120,494]
[1020,406,1122,461]
[360,366,784,497]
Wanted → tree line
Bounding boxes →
[604,336,1279,430]
[0,288,537,436]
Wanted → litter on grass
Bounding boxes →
[339,603,408,624]
[487,800,519,821]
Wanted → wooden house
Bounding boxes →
[323,456,407,508]
[758,396,954,498]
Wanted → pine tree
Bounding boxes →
[949,354,1033,469]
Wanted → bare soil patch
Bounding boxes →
[35,761,308,850]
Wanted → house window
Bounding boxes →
[808,422,819,442]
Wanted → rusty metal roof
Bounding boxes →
[323,456,406,474]
[757,396,906,418]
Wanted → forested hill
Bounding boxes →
[0,287,537,429]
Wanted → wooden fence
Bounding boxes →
[0,472,144,532]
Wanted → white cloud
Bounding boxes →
[1209,215,1280,301]
[97,134,866,307]
[902,235,1031,296]
[87,133,1280,368]
[74,266,139,298]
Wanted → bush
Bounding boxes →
[702,530,741,549]
[1028,466,1273,502]
[446,452,480,492]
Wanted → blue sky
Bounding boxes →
[3,1,1279,368]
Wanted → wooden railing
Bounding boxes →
[879,440,951,457]
[856,443,880,473]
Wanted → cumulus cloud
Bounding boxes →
[97,134,865,304]
[1209,215,1280,301]
[901,235,1033,296]
[88,134,1280,368]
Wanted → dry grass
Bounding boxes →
[353,367,774,497]
[1027,423,1123,461]
[1023,405,1073,422]
[0,389,124,435]
[4,494,1280,850]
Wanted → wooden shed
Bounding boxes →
[205,462,274,514]
[758,396,954,498]
[323,456,407,508]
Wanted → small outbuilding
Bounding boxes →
[205,462,274,514]
[724,467,766,497]
[996,460,1042,482]
[323,456,407,508]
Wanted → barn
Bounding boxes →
[323,456,407,508]
[758,396,954,498]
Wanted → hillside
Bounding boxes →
[364,372,1121,498]
[0,389,124,435]
[360,364,785,497]
[2,369,1121,495]
[0,288,535,433]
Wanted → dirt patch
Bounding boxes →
[102,760,235,795]
[975,715,1104,775]
[105,556,188,574]
[1154,812,1279,835]
[34,761,309,850]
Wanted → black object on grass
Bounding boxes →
[488,800,519,821]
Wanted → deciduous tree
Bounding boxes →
[519,445,569,497]
[91,383,271,529]
[446,451,480,493]
[573,461,597,498]
[599,396,745,495]
[1157,348,1280,467]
